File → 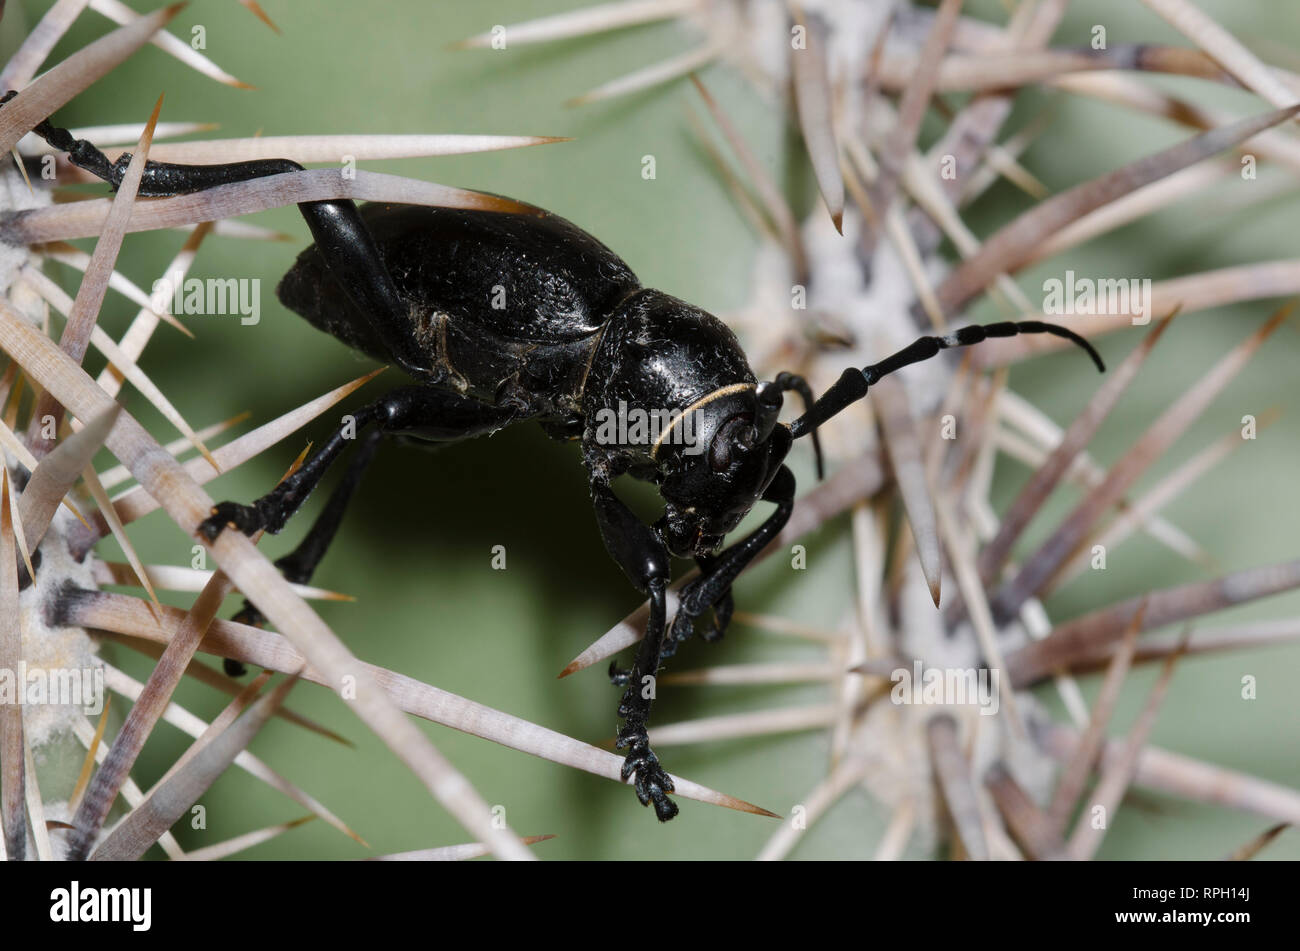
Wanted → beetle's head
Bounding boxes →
[654,385,793,557]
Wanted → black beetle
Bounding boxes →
[20,99,1104,821]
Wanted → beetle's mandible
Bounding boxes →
[19,96,1104,822]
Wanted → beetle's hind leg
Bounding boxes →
[201,386,520,673]
[6,93,434,378]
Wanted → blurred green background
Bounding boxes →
[5,0,1298,859]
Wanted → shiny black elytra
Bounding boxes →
[23,98,1104,822]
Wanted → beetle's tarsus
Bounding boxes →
[616,724,678,821]
[666,608,697,653]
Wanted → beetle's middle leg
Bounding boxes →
[199,384,519,542]
[204,385,519,673]
[221,427,381,675]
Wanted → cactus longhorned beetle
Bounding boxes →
[22,99,1104,822]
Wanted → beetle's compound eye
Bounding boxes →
[710,415,752,473]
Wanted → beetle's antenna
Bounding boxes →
[752,372,824,480]
[790,320,1104,442]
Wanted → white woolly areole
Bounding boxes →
[16,505,102,750]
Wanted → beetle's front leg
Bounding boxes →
[668,465,796,650]
[591,481,679,821]
[615,578,676,820]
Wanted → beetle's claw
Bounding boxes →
[608,660,632,686]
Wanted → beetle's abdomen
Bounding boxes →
[277,202,643,370]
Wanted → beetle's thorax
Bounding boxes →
[579,288,756,478]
